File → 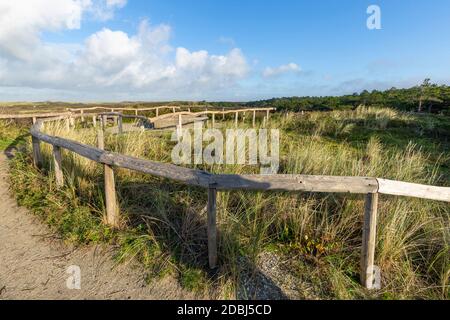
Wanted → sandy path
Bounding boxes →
[0,154,196,300]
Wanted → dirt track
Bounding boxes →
[0,154,196,300]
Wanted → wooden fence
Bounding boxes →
[8,109,449,290]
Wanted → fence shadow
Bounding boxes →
[3,133,29,159]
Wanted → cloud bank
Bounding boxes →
[0,0,249,100]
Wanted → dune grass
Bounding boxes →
[5,106,449,299]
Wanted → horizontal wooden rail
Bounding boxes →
[31,122,213,188]
[212,174,378,193]
[68,106,275,114]
[377,178,450,202]
[0,112,72,119]
[149,108,275,121]
[16,111,450,291]
[68,106,181,113]
[97,112,152,126]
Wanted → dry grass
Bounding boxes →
[7,106,450,299]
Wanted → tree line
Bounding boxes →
[217,79,450,115]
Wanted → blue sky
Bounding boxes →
[0,0,449,101]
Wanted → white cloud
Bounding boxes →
[90,0,127,21]
[263,62,301,78]
[70,21,249,92]
[0,1,250,100]
[0,0,90,61]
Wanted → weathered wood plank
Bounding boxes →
[101,115,107,131]
[31,123,213,188]
[118,115,123,134]
[361,193,379,289]
[52,145,64,187]
[0,112,72,119]
[32,136,42,168]
[377,178,450,202]
[147,108,275,122]
[211,174,379,193]
[207,186,218,268]
[104,164,119,228]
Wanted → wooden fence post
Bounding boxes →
[32,136,42,168]
[98,127,119,228]
[212,113,215,128]
[207,185,217,269]
[118,115,123,134]
[156,108,159,117]
[65,118,70,131]
[81,110,84,122]
[361,192,379,289]
[252,110,256,127]
[102,115,107,131]
[235,112,238,128]
[92,115,97,127]
[135,109,138,116]
[97,128,104,150]
[104,164,119,228]
[222,108,225,120]
[266,109,270,123]
[52,145,64,187]
[32,117,36,124]
[172,107,176,113]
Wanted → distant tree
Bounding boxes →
[237,82,449,114]
[417,78,431,112]
[415,79,444,113]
